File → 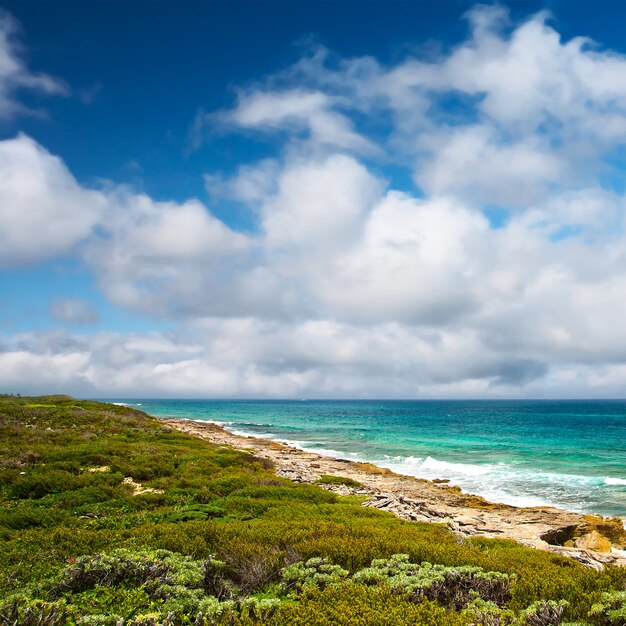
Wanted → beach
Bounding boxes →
[160,416,626,570]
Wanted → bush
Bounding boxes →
[520,600,569,626]
[281,557,349,593]
[52,549,175,594]
[8,471,83,500]
[589,591,626,625]
[272,583,472,626]
[0,506,67,530]
[353,553,513,610]
[0,599,67,626]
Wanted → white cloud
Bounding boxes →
[205,159,279,204]
[308,193,487,324]
[261,154,381,251]
[414,125,566,207]
[84,193,253,318]
[0,10,67,118]
[211,88,377,153]
[0,134,105,267]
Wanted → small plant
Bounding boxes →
[0,599,67,626]
[519,600,568,626]
[202,556,237,600]
[238,597,281,621]
[465,598,517,626]
[589,591,626,625]
[52,549,176,594]
[281,557,349,593]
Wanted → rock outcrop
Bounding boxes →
[574,530,612,553]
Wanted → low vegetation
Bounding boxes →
[1,396,626,625]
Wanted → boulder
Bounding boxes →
[574,530,612,553]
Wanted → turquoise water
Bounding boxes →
[106,399,626,517]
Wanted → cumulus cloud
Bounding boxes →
[84,193,254,318]
[6,6,626,396]
[0,134,105,266]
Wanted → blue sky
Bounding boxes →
[3,1,626,397]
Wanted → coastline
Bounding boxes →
[160,415,626,570]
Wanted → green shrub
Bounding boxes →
[281,557,349,593]
[158,504,226,523]
[519,600,569,626]
[0,599,68,626]
[589,590,626,625]
[0,505,68,530]
[353,553,513,609]
[271,583,473,626]
[8,470,83,499]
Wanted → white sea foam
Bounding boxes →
[112,402,128,406]
[229,428,261,438]
[372,454,608,511]
[605,477,626,486]
[191,418,232,426]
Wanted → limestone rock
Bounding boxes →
[574,530,612,553]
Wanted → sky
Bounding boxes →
[2,0,626,398]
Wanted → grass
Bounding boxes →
[1,395,625,625]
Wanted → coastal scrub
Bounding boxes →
[2,396,626,625]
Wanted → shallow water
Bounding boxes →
[105,399,626,516]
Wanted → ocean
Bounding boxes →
[105,399,626,517]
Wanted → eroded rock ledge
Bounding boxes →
[160,417,626,571]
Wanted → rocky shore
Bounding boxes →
[160,417,626,570]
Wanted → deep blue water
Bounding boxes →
[103,399,626,517]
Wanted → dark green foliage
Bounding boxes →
[157,505,226,523]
